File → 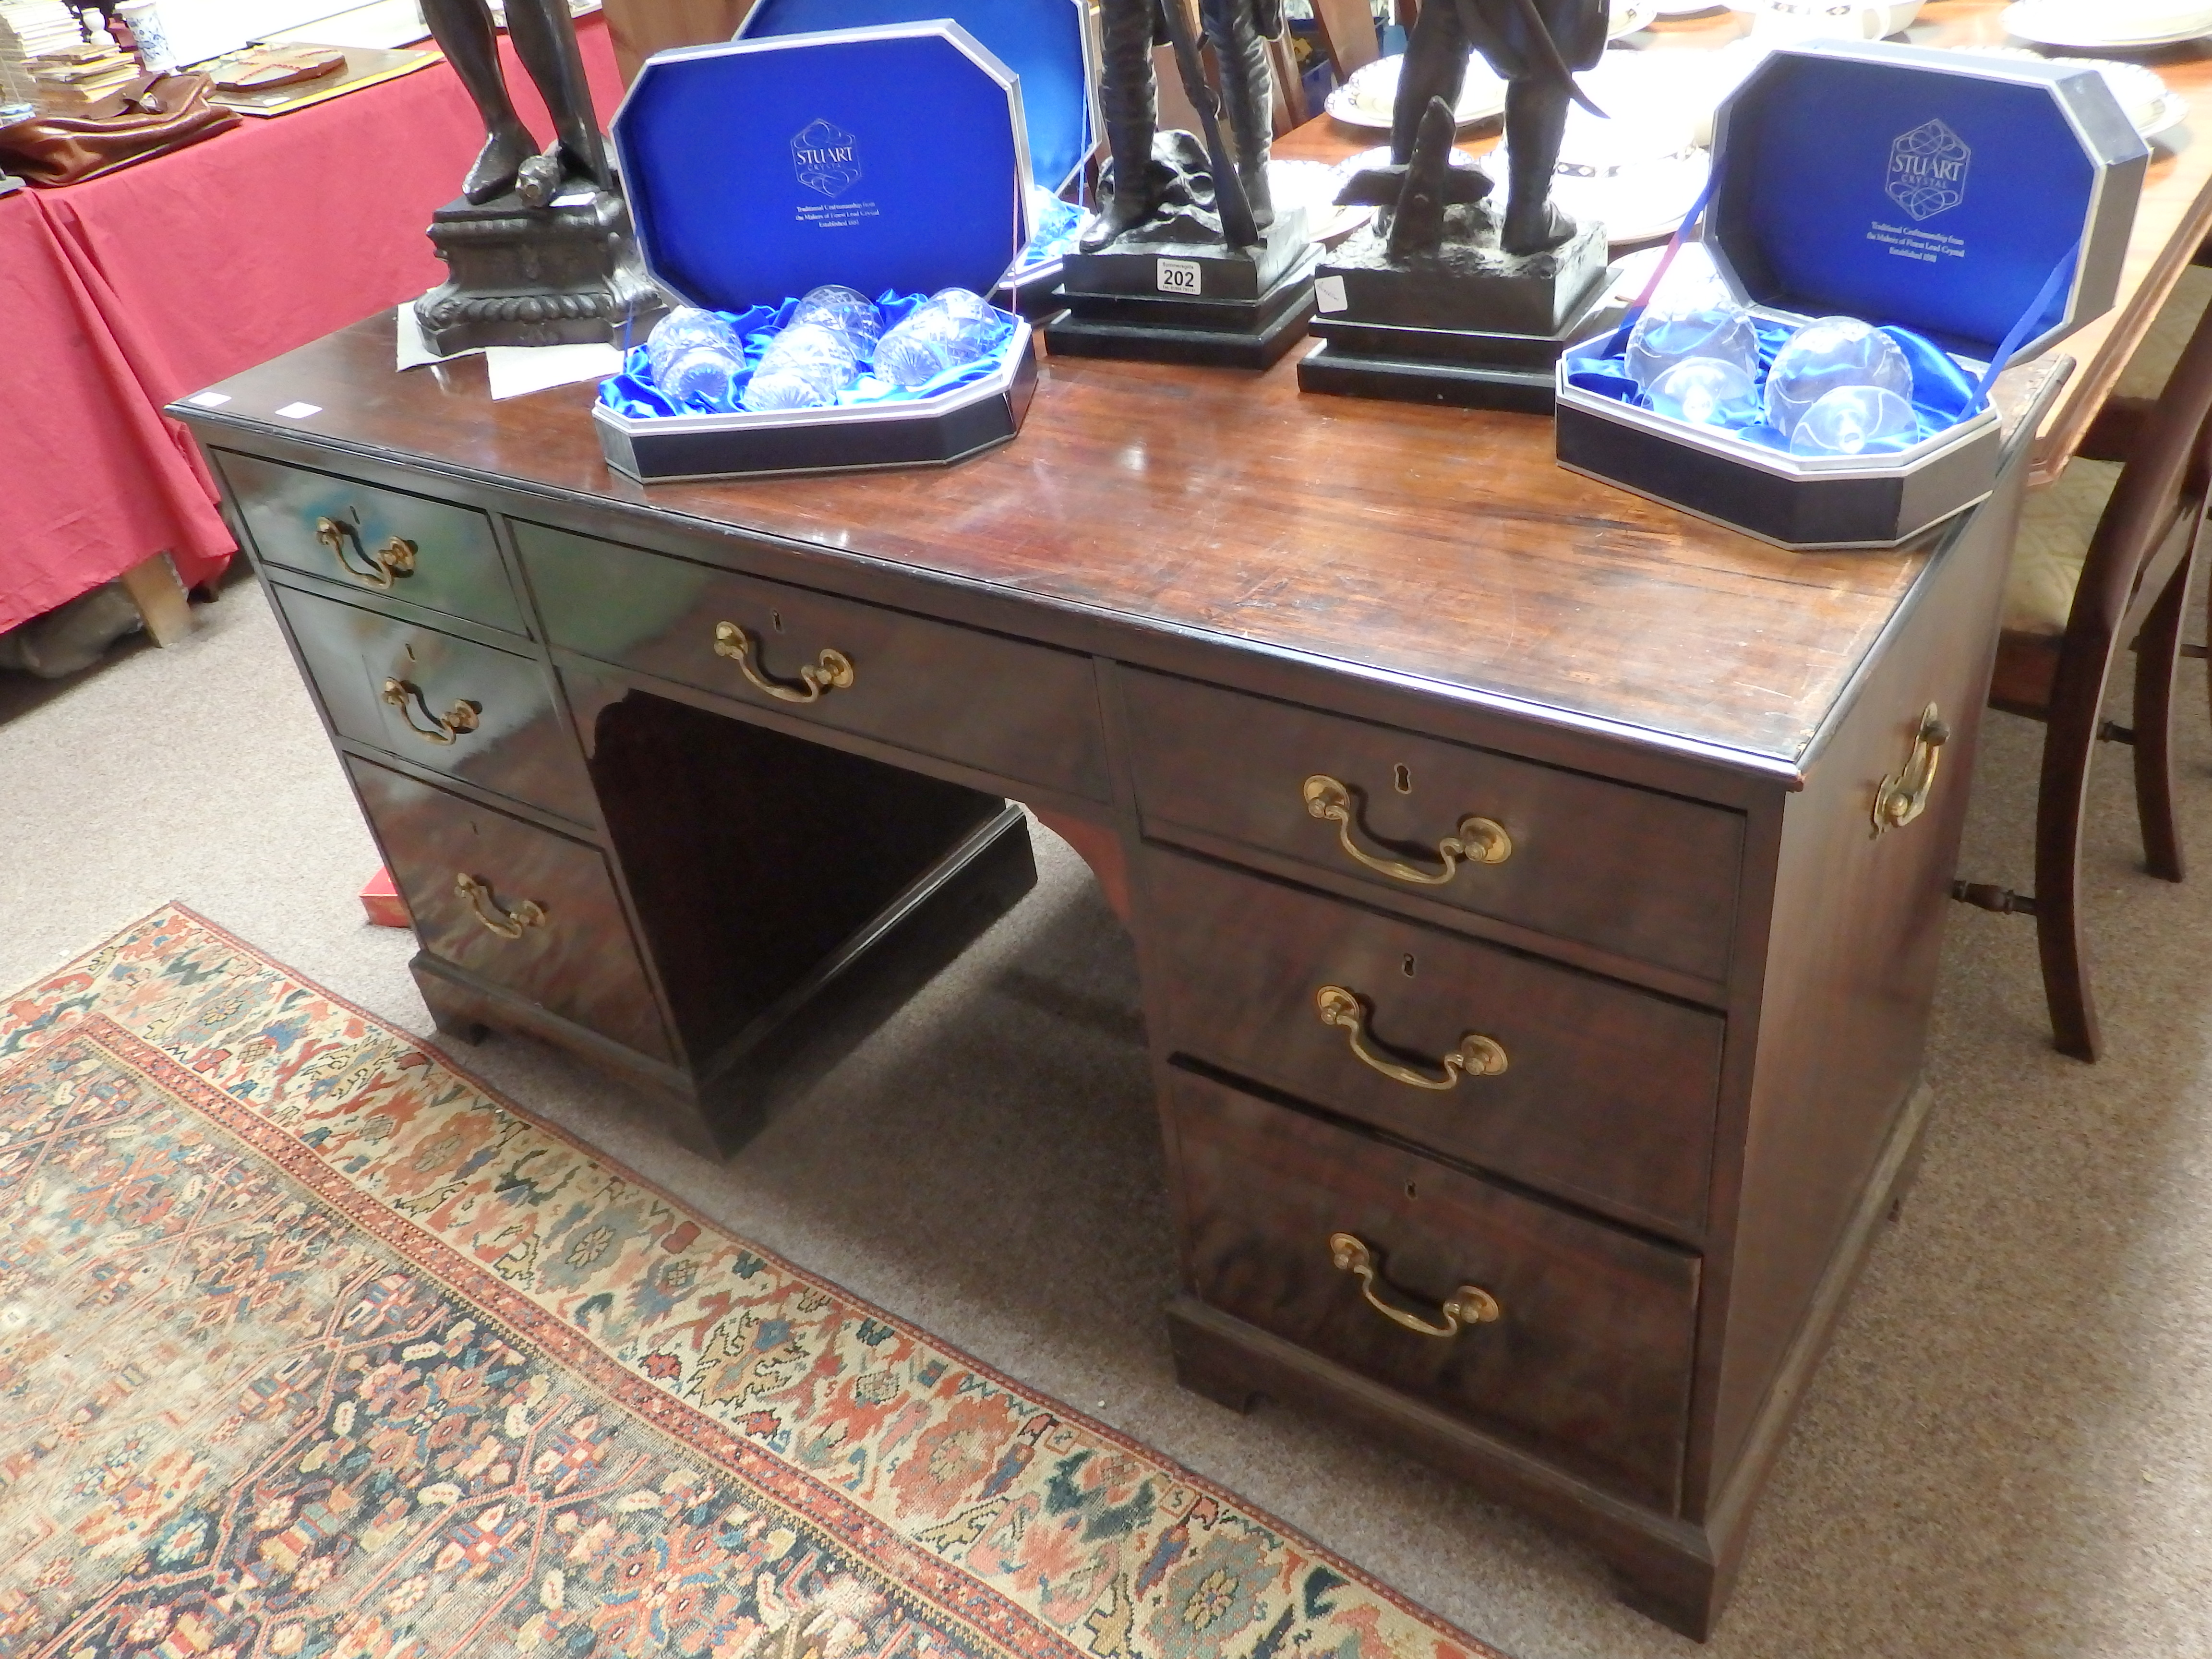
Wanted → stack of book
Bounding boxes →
[0,0,90,112]
[27,38,138,107]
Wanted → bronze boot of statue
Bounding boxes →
[1498,76,1578,256]
[1081,116,1169,252]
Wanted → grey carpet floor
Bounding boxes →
[5,571,2211,1659]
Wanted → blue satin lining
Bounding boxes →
[1015,194,1084,272]
[1563,315,1981,453]
[597,289,1017,420]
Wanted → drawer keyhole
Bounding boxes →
[771,609,785,633]
[1393,764,1413,794]
[1401,954,1416,978]
[1405,1180,1419,1201]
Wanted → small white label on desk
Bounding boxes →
[1314,275,1348,314]
[1156,258,1202,296]
[184,390,230,408]
[274,401,322,420]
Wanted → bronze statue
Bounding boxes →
[412,0,652,353]
[1082,0,1283,252]
[1355,0,1607,257]
[421,0,611,206]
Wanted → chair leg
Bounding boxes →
[2134,550,2190,881]
[2035,673,2111,1062]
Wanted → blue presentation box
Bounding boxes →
[595,22,1039,481]
[1554,39,2149,550]
[733,0,1098,313]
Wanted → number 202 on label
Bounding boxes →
[1155,259,1202,296]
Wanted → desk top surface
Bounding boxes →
[197,312,1980,771]
[191,4,2192,776]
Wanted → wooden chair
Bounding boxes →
[1306,0,1382,82]
[1961,266,2212,1059]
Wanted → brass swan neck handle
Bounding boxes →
[1302,774,1511,886]
[381,677,479,745]
[713,621,855,704]
[1872,703,1948,835]
[1329,1233,1500,1338]
[455,873,546,939]
[314,515,417,590]
[1315,985,1507,1091]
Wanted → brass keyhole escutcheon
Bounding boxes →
[1393,764,1413,794]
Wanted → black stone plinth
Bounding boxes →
[1045,248,1321,370]
[1297,206,1618,413]
[416,186,660,356]
[1319,209,1608,337]
[1300,277,1621,413]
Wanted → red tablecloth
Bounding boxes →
[4,16,622,634]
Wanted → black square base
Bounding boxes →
[1045,250,1321,370]
[1296,340,1563,412]
[1298,278,1621,413]
[417,187,659,356]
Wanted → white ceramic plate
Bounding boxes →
[1727,0,1923,36]
[1999,2,2212,47]
[1324,54,1508,128]
[1610,0,1661,36]
[1957,45,2171,132]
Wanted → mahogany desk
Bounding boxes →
[174,305,2068,1636]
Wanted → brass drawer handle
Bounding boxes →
[381,677,479,745]
[1872,703,1948,835]
[712,621,854,704]
[314,515,418,590]
[1303,774,1511,885]
[1316,985,1507,1090]
[455,873,546,939]
[1329,1233,1500,1338]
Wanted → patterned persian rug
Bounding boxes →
[0,905,1502,1659]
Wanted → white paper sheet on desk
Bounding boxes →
[396,300,623,397]
[483,342,624,400]
[395,302,480,371]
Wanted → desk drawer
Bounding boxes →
[1124,672,1743,983]
[516,523,1110,803]
[348,758,671,1061]
[1147,851,1719,1235]
[1169,1068,1697,1510]
[275,581,596,826]
[219,451,527,635]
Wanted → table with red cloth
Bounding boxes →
[2,15,622,635]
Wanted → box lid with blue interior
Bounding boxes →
[595,21,1038,483]
[734,0,1097,313]
[1552,38,2148,552]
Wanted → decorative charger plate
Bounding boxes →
[1323,53,1507,128]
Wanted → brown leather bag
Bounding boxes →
[0,73,241,187]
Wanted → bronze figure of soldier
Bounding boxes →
[1391,0,1606,256]
[421,0,612,206]
[1081,0,1283,252]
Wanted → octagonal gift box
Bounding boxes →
[1553,38,2149,550]
[734,0,1098,315]
[595,21,1037,481]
